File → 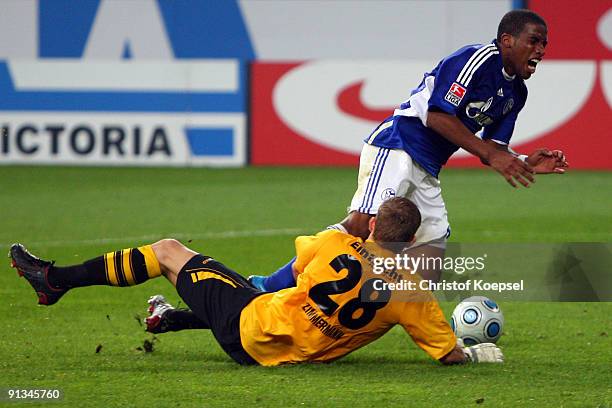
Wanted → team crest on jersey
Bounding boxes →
[445,83,467,106]
[466,100,494,126]
[381,188,396,200]
[503,98,514,114]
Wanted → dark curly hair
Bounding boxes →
[497,9,547,41]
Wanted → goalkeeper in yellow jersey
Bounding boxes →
[10,197,502,366]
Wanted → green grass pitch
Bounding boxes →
[0,166,610,407]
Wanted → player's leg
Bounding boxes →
[10,238,246,339]
[142,239,216,333]
[337,212,373,240]
[9,242,166,305]
[248,256,296,292]
[11,239,260,363]
[150,238,198,286]
[404,242,446,282]
[402,158,451,283]
[173,253,262,365]
[345,144,414,236]
[9,238,195,305]
[144,294,209,333]
[347,146,450,283]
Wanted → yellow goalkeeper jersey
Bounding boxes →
[239,230,456,366]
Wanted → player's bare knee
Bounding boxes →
[152,238,186,264]
[343,212,373,240]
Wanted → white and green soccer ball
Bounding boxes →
[451,296,504,345]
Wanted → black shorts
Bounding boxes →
[175,254,263,365]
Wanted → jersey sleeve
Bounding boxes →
[399,300,457,360]
[428,47,481,116]
[293,231,329,276]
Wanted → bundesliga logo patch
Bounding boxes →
[445,82,467,106]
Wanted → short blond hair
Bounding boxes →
[373,197,421,244]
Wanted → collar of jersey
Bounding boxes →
[502,68,516,81]
[492,39,516,82]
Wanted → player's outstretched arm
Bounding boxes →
[427,111,535,188]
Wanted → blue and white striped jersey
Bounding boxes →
[366,40,528,177]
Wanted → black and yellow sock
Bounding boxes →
[48,245,162,289]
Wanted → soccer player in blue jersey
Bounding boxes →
[250,9,568,291]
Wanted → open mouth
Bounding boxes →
[527,58,540,74]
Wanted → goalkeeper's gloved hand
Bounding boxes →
[463,343,504,363]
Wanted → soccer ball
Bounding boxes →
[450,296,504,345]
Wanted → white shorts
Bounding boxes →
[349,143,450,244]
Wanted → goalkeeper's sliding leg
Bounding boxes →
[10,239,263,365]
[9,239,252,310]
[10,239,216,305]
[10,240,225,331]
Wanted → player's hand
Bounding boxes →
[488,149,535,188]
[526,149,569,174]
[463,343,504,363]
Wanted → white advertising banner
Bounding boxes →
[1,112,246,166]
